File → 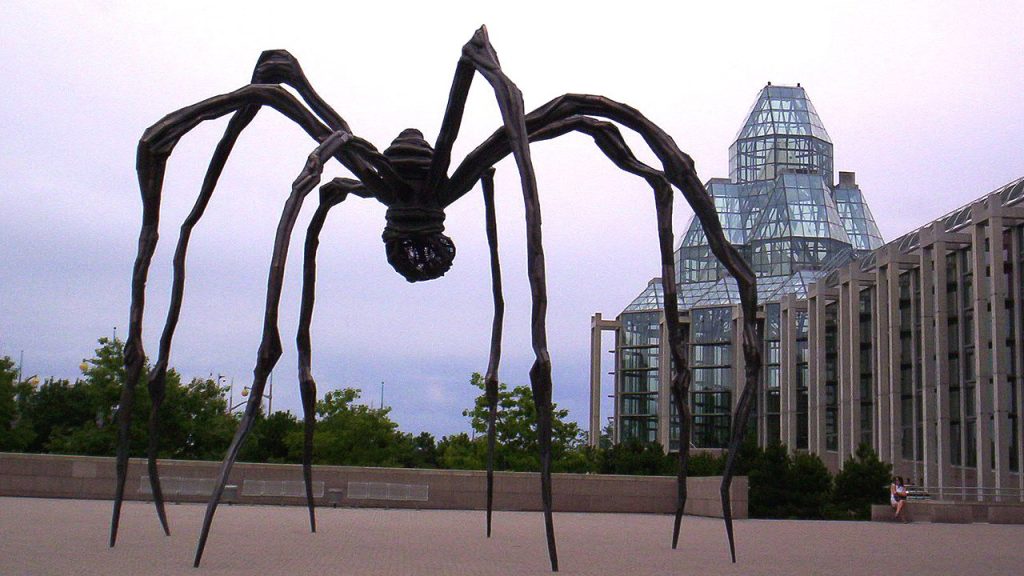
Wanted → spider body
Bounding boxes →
[380,129,456,281]
[110,27,763,572]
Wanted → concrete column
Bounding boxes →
[984,210,1012,498]
[918,241,938,489]
[589,313,620,447]
[881,250,911,474]
[838,269,857,464]
[807,290,821,455]
[970,217,994,495]
[874,264,892,463]
[932,238,951,498]
[1012,225,1024,500]
[590,314,603,448]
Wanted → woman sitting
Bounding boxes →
[890,476,909,521]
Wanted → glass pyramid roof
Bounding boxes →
[624,278,664,312]
[623,84,884,315]
[749,173,850,243]
[734,85,831,142]
[834,181,884,252]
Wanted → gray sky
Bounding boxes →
[2,1,1022,439]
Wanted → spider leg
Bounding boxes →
[193,130,354,567]
[295,177,367,533]
[526,117,694,549]
[448,27,558,571]
[451,104,760,562]
[112,82,395,548]
[480,168,504,539]
[141,106,260,542]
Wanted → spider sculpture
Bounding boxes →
[110,27,762,572]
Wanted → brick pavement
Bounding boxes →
[2,497,1022,575]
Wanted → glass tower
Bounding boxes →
[618,83,883,448]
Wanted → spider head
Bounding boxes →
[380,128,455,282]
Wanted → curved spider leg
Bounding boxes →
[295,177,368,533]
[452,100,761,562]
[111,83,388,548]
[453,115,696,547]
[428,26,556,569]
[454,27,558,572]
[528,119,693,548]
[139,46,352,536]
[192,130,354,567]
[141,106,260,540]
[480,168,504,539]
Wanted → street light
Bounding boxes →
[230,385,273,414]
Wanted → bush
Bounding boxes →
[740,439,832,519]
[828,444,891,519]
[598,440,673,475]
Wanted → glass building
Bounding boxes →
[593,84,883,451]
[589,84,1024,499]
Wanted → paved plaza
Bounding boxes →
[2,497,1022,575]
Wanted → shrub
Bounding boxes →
[828,444,891,519]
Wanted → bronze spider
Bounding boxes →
[110,26,762,572]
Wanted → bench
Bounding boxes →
[241,479,324,498]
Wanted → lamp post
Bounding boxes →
[230,385,272,414]
[217,374,232,413]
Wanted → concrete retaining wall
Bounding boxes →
[0,452,746,518]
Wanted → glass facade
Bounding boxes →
[618,310,660,443]
[795,310,809,450]
[763,304,782,444]
[691,307,733,448]
[616,83,885,450]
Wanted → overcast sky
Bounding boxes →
[2,1,1022,440]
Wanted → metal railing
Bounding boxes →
[922,485,1024,502]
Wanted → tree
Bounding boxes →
[436,432,484,470]
[829,443,892,519]
[0,356,35,451]
[156,376,236,460]
[741,439,833,519]
[23,338,237,459]
[311,388,415,467]
[462,373,588,472]
[402,431,440,469]
[238,410,303,464]
[785,451,833,519]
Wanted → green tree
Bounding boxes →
[462,372,588,472]
[0,357,35,451]
[829,444,892,519]
[311,388,414,467]
[785,451,833,519]
[30,338,237,460]
[687,451,726,477]
[402,431,440,469]
[436,432,485,470]
[742,439,833,519]
[238,410,303,464]
[156,376,236,460]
